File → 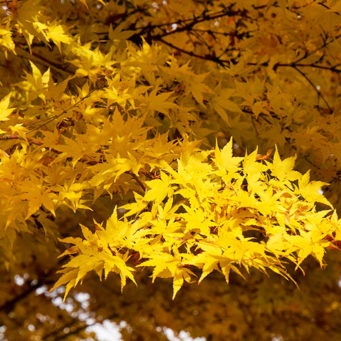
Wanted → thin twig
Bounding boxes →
[293,33,341,64]
[129,172,146,192]
[152,9,246,40]
[292,65,333,113]
[0,134,42,145]
[25,89,96,134]
[134,9,229,30]
[158,37,228,67]
[16,46,73,76]
[277,62,341,73]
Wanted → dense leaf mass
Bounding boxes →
[0,0,341,340]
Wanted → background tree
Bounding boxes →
[0,0,341,340]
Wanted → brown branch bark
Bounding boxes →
[0,276,55,315]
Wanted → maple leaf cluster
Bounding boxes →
[54,141,341,298]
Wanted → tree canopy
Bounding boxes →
[0,0,341,340]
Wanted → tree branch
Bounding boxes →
[292,65,333,113]
[158,37,228,67]
[16,46,74,76]
[0,277,54,315]
[25,89,96,134]
[42,317,80,341]
[52,312,119,341]
[129,171,146,192]
[151,7,248,40]
[293,33,341,64]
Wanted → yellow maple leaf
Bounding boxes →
[270,146,300,181]
[0,94,14,121]
[298,170,332,207]
[214,137,243,175]
[45,22,72,52]
[0,27,15,54]
[144,88,177,116]
[144,172,171,203]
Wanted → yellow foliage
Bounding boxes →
[0,2,340,335]
[58,141,340,297]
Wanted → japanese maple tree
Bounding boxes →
[0,0,341,340]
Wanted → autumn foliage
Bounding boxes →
[1,0,341,340]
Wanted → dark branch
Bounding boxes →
[129,172,146,192]
[25,89,96,134]
[151,7,248,40]
[293,33,341,64]
[42,318,80,340]
[292,65,333,113]
[52,312,119,341]
[16,46,74,76]
[0,277,54,315]
[158,37,228,67]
